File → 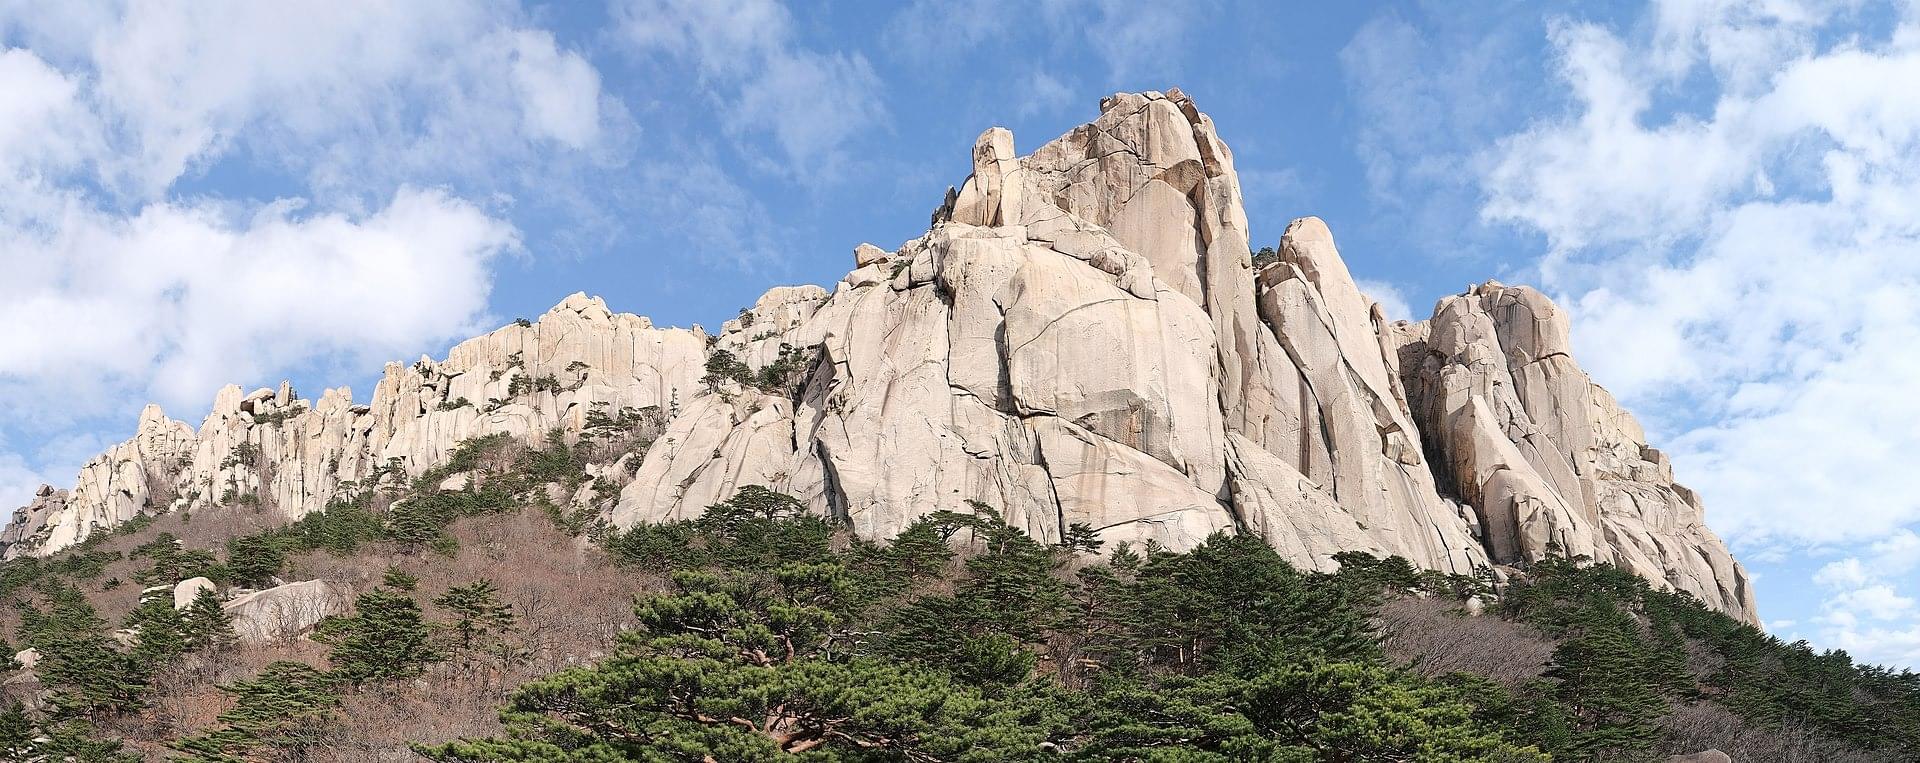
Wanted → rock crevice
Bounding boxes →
[6,90,1756,623]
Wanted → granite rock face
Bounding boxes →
[5,90,1756,622]
[1392,282,1753,616]
[222,579,354,645]
[3,293,708,558]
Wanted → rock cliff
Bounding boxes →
[2,89,1756,622]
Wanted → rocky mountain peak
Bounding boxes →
[3,90,1756,622]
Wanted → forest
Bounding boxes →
[1,433,1915,761]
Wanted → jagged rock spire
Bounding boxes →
[5,90,1756,622]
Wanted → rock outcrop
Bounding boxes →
[1392,281,1751,617]
[222,579,354,645]
[173,577,217,610]
[2,293,708,558]
[4,89,1756,622]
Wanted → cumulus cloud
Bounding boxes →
[1474,0,1920,665]
[1480,1,1920,542]
[0,188,517,414]
[616,0,885,179]
[3,2,619,202]
[0,2,613,511]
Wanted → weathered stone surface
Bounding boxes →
[1397,281,1755,617]
[223,579,353,645]
[1668,751,1733,763]
[853,243,889,268]
[173,577,217,610]
[5,293,708,557]
[10,90,1757,624]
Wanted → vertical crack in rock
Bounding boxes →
[5,91,1758,624]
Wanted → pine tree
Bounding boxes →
[125,594,187,659]
[1058,521,1105,553]
[325,589,439,682]
[382,566,419,591]
[0,702,34,761]
[1545,597,1668,759]
[434,579,515,650]
[224,534,286,587]
[37,719,141,763]
[132,532,219,585]
[1646,616,1698,698]
[26,586,151,717]
[182,587,236,651]
[171,661,340,761]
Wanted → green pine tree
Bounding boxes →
[325,588,439,682]
[125,594,188,659]
[0,702,34,761]
[25,585,151,717]
[1545,597,1668,759]
[383,566,420,591]
[434,579,516,650]
[182,587,237,651]
[171,661,341,761]
[37,719,141,763]
[224,534,286,587]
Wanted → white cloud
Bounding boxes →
[616,0,884,178]
[1470,0,1920,666]
[1478,1,1920,545]
[1812,530,1920,664]
[635,158,788,273]
[0,1,621,204]
[0,184,518,421]
[1018,70,1078,118]
[1815,558,1871,589]
[1354,279,1415,322]
[0,2,615,512]
[0,438,48,508]
[1337,8,1544,262]
[1060,0,1205,84]
[882,0,1204,86]
[509,30,607,150]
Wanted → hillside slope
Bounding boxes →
[5,89,1752,622]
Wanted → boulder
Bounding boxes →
[223,579,353,645]
[853,243,889,267]
[1668,751,1733,763]
[173,576,217,609]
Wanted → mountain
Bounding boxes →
[4,88,1753,623]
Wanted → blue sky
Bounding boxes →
[4,0,1918,667]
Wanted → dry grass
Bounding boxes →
[1374,594,1556,688]
[194,508,651,758]
[105,640,330,759]
[9,502,656,760]
[1657,701,1905,763]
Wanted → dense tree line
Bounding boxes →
[1,429,1916,760]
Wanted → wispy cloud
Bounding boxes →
[615,0,886,180]
[882,0,1207,86]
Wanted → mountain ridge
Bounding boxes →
[3,88,1756,623]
